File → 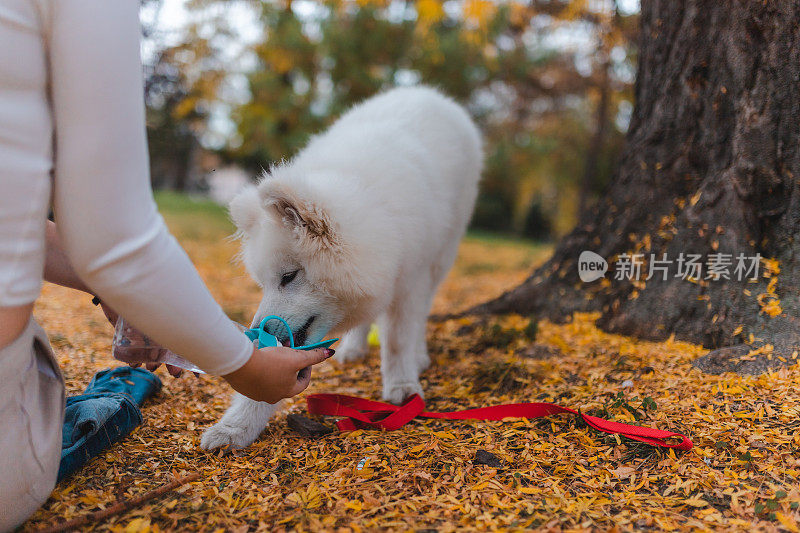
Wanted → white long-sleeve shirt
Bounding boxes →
[0,0,253,375]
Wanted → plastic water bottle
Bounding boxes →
[112,317,209,374]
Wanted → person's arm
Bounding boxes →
[43,220,90,294]
[45,218,120,323]
[45,219,200,375]
[45,0,330,397]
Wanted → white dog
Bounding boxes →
[200,86,482,450]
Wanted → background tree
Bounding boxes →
[230,2,323,169]
[142,0,242,190]
[472,0,800,375]
[215,0,638,236]
[144,46,205,191]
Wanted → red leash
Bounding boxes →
[305,393,693,450]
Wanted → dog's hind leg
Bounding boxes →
[200,393,281,450]
[335,323,371,363]
[414,229,465,373]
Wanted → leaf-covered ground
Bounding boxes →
[24,194,800,532]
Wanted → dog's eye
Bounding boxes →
[280,270,299,287]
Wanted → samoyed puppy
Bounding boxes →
[201,86,482,450]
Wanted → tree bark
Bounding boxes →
[471,1,800,375]
[578,57,610,214]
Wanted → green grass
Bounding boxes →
[464,229,550,251]
[459,231,552,275]
[155,190,549,254]
[154,190,234,240]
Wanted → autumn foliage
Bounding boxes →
[23,195,800,531]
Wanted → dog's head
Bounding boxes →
[229,170,393,346]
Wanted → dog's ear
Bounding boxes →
[259,181,337,246]
[258,181,305,227]
[228,186,263,233]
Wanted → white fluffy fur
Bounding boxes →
[201,86,482,450]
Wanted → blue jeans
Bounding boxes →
[58,367,161,481]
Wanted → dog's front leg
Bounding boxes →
[200,393,281,450]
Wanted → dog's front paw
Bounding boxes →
[200,422,263,451]
[382,381,424,405]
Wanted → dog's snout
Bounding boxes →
[250,315,316,347]
[292,315,316,347]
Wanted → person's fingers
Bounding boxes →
[294,348,335,369]
[167,364,183,377]
[130,362,141,368]
[146,362,160,371]
[291,366,313,395]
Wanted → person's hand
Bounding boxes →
[126,357,185,377]
[101,301,188,375]
[142,361,185,377]
[112,317,186,377]
[222,345,334,403]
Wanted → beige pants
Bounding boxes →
[0,318,65,532]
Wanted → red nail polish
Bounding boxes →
[325,349,335,357]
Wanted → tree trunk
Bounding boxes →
[578,58,610,214]
[471,0,800,375]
